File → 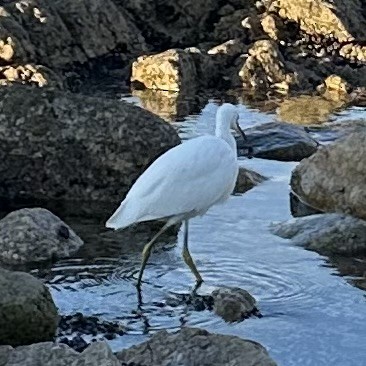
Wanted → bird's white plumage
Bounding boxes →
[106,103,241,230]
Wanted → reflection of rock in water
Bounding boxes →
[277,95,347,124]
[326,255,366,291]
[132,88,207,122]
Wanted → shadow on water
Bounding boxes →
[1,85,366,365]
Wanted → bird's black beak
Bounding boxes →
[236,122,247,141]
[235,122,253,159]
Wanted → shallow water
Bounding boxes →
[3,95,366,365]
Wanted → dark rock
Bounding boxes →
[0,0,146,68]
[0,208,83,264]
[271,213,366,255]
[235,167,267,193]
[116,327,277,366]
[291,132,366,220]
[0,86,180,217]
[0,268,59,346]
[212,287,257,322]
[237,122,318,161]
[290,192,322,217]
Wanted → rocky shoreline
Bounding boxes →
[1,0,366,365]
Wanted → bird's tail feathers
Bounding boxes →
[105,200,138,230]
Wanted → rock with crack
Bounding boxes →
[271,213,366,255]
[116,327,277,366]
[0,268,59,346]
[212,287,257,322]
[237,122,318,161]
[0,208,83,264]
[291,132,366,220]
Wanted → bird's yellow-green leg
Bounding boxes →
[182,220,203,285]
[137,222,171,288]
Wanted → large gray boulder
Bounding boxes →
[271,213,366,255]
[0,268,58,346]
[0,208,83,264]
[0,341,119,366]
[0,86,180,214]
[117,327,277,366]
[291,132,366,220]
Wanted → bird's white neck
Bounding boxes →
[215,123,237,152]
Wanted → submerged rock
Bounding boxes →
[116,327,277,366]
[0,208,83,264]
[0,341,119,366]
[237,122,318,161]
[57,313,126,352]
[235,167,267,194]
[212,287,257,322]
[0,268,58,346]
[277,95,347,125]
[291,132,366,220]
[0,86,180,213]
[271,213,366,255]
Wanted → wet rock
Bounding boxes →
[235,167,267,194]
[306,119,366,144]
[277,95,347,125]
[212,287,257,322]
[291,132,366,220]
[131,49,197,92]
[271,213,366,255]
[0,0,146,69]
[56,313,126,352]
[116,327,277,366]
[0,208,83,264]
[165,293,214,312]
[0,86,180,213]
[266,0,366,42]
[237,122,318,161]
[239,40,298,94]
[0,268,58,346]
[0,341,120,366]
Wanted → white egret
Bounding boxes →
[106,103,249,288]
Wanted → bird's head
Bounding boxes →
[217,103,253,158]
[217,103,247,141]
